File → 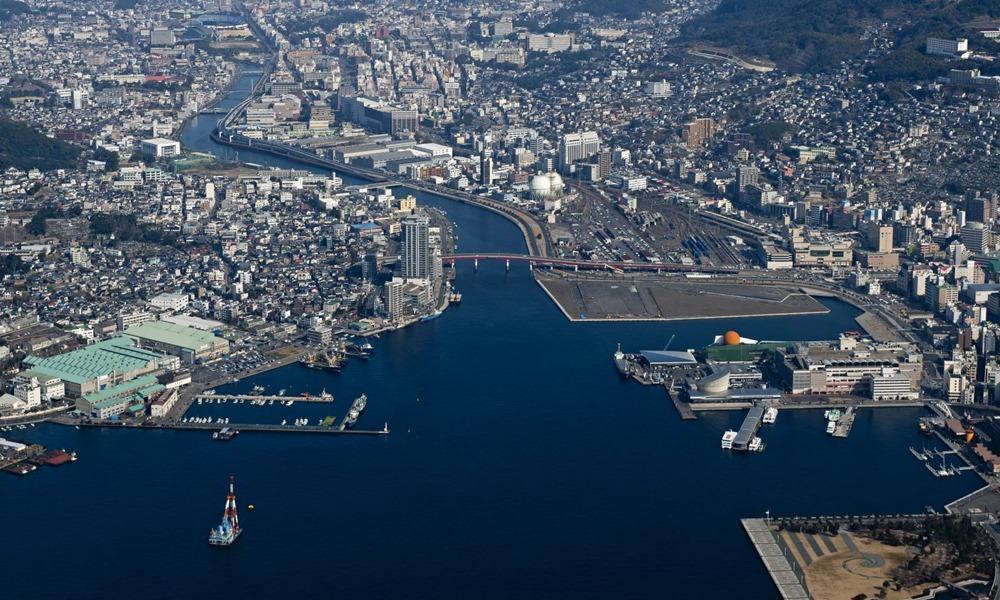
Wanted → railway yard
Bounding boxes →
[556,185,751,269]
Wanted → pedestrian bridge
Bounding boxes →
[442,253,738,274]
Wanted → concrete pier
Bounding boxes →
[194,394,334,404]
[72,420,387,436]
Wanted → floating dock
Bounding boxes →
[733,406,764,451]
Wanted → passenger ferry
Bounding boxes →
[721,430,737,450]
[762,407,778,424]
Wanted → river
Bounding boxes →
[0,74,982,600]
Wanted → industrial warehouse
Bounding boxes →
[124,321,230,365]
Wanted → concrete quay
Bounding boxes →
[741,518,810,600]
[1,404,72,425]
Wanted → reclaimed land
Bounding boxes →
[536,272,829,322]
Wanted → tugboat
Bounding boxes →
[208,476,242,547]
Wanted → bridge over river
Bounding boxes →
[442,253,739,274]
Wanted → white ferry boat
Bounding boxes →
[721,430,738,450]
[762,407,778,424]
[826,420,837,434]
[748,437,765,452]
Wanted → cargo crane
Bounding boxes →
[664,334,676,351]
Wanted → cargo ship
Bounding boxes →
[208,476,242,547]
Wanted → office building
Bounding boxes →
[340,96,418,135]
[149,292,189,312]
[140,138,181,159]
[961,222,991,253]
[306,325,332,345]
[865,222,894,253]
[362,253,380,282]
[777,336,922,396]
[526,33,574,52]
[480,153,493,186]
[965,195,996,224]
[926,37,969,58]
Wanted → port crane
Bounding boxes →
[663,334,676,351]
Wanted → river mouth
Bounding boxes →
[0,74,981,600]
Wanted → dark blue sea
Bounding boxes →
[0,75,981,600]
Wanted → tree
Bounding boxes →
[0,254,23,275]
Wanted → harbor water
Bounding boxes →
[0,74,982,599]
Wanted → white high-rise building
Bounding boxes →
[384,279,404,318]
[558,131,600,172]
[402,215,430,279]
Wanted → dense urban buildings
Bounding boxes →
[5,0,1000,596]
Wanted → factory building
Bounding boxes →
[124,321,230,365]
[22,337,176,398]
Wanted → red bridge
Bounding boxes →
[442,253,739,274]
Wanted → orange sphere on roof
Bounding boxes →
[723,331,741,346]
